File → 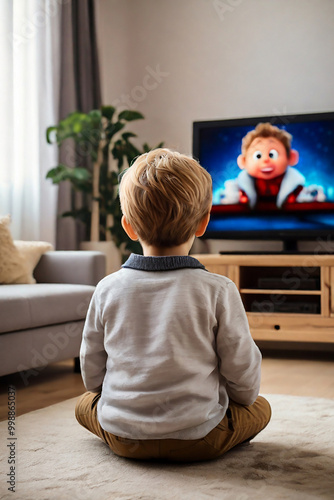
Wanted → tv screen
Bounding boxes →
[193,112,334,246]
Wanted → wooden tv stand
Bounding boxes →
[192,253,334,343]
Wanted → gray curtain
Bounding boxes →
[56,0,101,250]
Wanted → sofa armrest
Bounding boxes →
[34,251,106,286]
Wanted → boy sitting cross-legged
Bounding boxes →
[75,148,271,462]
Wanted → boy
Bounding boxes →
[75,148,271,462]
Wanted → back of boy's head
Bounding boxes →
[119,148,212,247]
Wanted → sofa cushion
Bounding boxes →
[0,284,95,334]
[0,215,32,284]
[0,215,53,284]
[14,240,54,282]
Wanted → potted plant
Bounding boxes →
[46,106,163,271]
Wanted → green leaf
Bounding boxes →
[124,142,141,160]
[118,110,144,122]
[73,122,82,134]
[105,121,125,140]
[45,164,69,184]
[69,168,91,181]
[122,132,137,140]
[45,165,91,187]
[101,106,116,121]
[142,141,164,152]
[111,142,126,169]
[88,109,102,122]
[46,126,58,144]
[46,166,62,182]
[53,112,91,144]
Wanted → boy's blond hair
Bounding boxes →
[119,148,212,247]
[241,123,293,157]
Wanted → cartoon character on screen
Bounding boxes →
[236,123,306,208]
[221,123,325,208]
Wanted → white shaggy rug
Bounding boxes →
[0,394,334,500]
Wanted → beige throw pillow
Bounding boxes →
[14,241,54,283]
[0,215,53,284]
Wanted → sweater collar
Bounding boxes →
[122,254,206,272]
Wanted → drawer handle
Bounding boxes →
[274,324,280,331]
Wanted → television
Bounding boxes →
[193,112,334,252]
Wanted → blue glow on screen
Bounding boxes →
[195,115,334,235]
[207,213,334,233]
[199,120,334,205]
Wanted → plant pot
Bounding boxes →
[80,241,122,275]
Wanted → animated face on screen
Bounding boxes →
[235,123,305,208]
[237,135,299,180]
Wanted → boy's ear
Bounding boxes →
[195,212,210,237]
[288,149,299,166]
[237,154,246,170]
[121,216,138,241]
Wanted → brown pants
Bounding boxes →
[75,392,271,462]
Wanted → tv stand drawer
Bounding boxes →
[193,253,334,344]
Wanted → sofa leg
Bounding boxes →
[74,357,81,373]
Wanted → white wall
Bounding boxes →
[95,0,334,252]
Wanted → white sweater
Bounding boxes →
[80,254,262,440]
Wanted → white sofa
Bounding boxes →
[0,251,105,378]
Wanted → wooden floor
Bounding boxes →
[0,351,334,422]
